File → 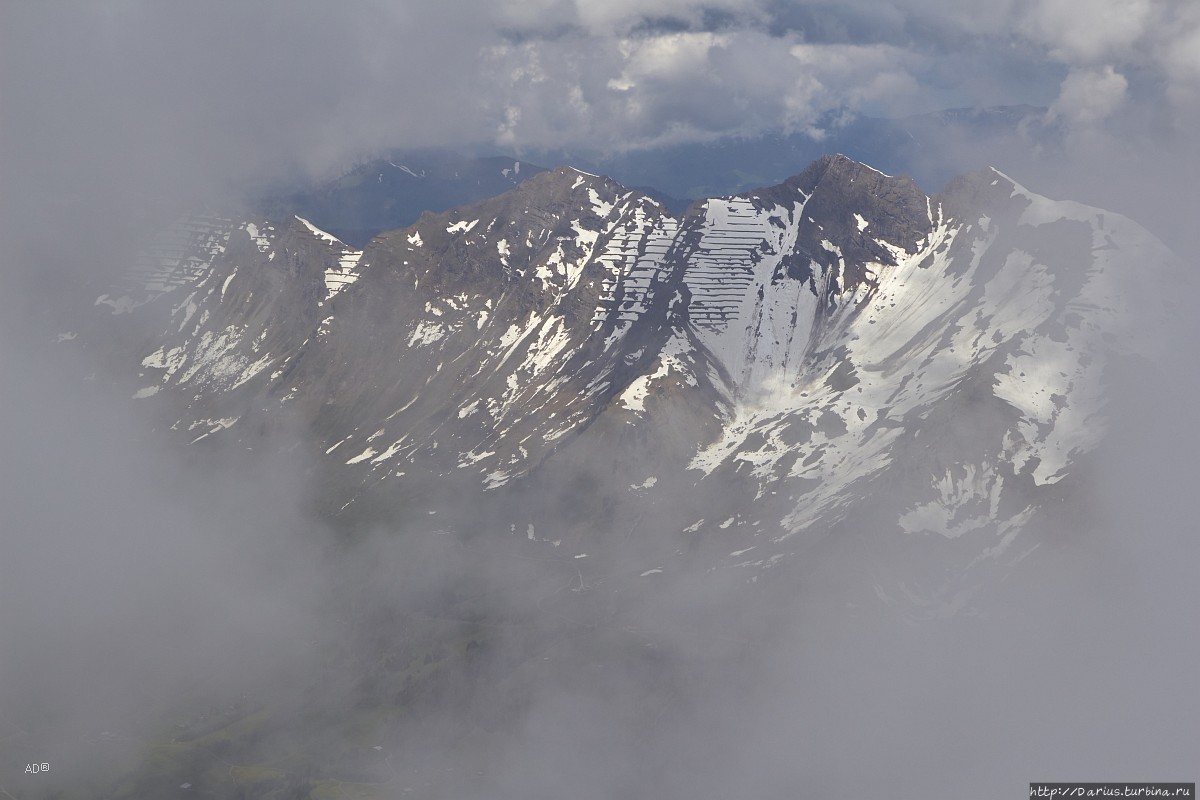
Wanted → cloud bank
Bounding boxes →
[3,0,1195,271]
[4,0,1196,173]
[1,2,1197,796]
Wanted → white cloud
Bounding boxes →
[496,105,523,148]
[1048,65,1129,127]
[1018,0,1200,137]
[788,42,922,114]
[480,29,924,151]
[1019,0,1152,63]
[578,0,761,34]
[5,0,1197,181]
[602,30,732,97]
[1160,4,1200,115]
[493,0,763,38]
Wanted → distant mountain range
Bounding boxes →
[259,154,549,248]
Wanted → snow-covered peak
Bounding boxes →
[85,155,1183,618]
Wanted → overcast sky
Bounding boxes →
[2,0,1196,285]
[3,0,1197,181]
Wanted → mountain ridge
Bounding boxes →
[72,154,1183,617]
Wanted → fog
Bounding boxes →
[1,1,1197,798]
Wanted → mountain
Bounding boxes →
[76,153,1180,614]
[46,152,1191,799]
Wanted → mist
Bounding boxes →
[2,1,1197,798]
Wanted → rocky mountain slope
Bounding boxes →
[75,154,1182,616]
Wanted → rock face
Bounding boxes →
[81,154,1182,616]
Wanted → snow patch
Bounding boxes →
[346,447,378,465]
[447,219,479,235]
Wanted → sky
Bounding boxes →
[1,2,1198,797]
[2,0,1197,283]
[3,0,1198,183]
